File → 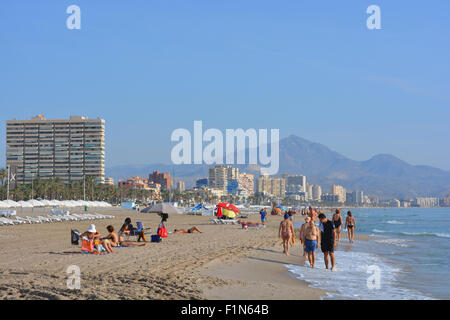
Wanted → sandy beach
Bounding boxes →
[0,208,364,300]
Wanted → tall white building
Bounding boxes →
[6,115,105,185]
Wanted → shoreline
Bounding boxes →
[0,208,372,300]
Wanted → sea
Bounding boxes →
[288,208,450,300]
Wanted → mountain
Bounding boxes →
[106,135,450,199]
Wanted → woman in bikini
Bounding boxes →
[345,211,356,243]
[332,209,343,241]
[279,214,295,256]
[173,226,202,234]
[116,224,147,247]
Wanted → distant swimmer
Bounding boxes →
[345,211,356,243]
[332,209,343,241]
[279,213,295,256]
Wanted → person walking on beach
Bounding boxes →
[302,217,320,267]
[260,208,268,225]
[307,206,316,221]
[279,213,295,256]
[318,213,337,271]
[345,211,356,243]
[332,209,343,241]
[299,216,310,257]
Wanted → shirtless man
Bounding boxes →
[173,226,202,234]
[299,216,311,257]
[279,214,295,255]
[302,218,320,268]
[307,206,318,222]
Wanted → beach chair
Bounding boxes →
[0,218,15,225]
[37,216,51,223]
[46,215,62,222]
[209,218,221,224]
[25,216,41,224]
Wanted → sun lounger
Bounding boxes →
[0,210,16,217]
[0,218,15,225]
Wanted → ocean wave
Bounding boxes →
[374,238,411,248]
[372,229,450,238]
[386,220,404,225]
[286,250,431,300]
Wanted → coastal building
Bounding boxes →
[6,115,105,185]
[118,176,151,190]
[443,196,450,207]
[256,175,286,198]
[208,165,239,192]
[176,181,185,193]
[238,173,254,196]
[104,177,114,186]
[321,193,340,203]
[196,178,208,189]
[331,185,346,203]
[149,171,172,190]
[414,197,439,207]
[312,185,322,201]
[286,175,306,191]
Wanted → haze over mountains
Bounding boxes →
[107,135,450,199]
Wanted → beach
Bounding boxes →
[0,208,329,300]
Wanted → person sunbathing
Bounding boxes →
[81,224,113,253]
[117,224,147,246]
[173,226,202,234]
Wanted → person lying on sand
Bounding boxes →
[117,224,147,246]
[173,226,202,234]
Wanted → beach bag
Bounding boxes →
[71,229,81,245]
[81,237,94,253]
[151,235,162,243]
[157,223,168,238]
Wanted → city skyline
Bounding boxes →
[1,1,450,171]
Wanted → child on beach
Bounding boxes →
[259,208,268,225]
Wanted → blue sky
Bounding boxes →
[1,0,449,170]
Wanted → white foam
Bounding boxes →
[286,250,432,300]
[386,220,404,225]
[374,238,412,248]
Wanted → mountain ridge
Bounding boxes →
[106,135,450,199]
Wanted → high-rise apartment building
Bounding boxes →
[312,185,322,201]
[177,181,185,192]
[208,165,239,192]
[256,175,286,198]
[331,185,346,203]
[6,115,105,185]
[238,173,254,196]
[149,171,173,190]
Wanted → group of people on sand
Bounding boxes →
[80,217,203,254]
[279,207,356,271]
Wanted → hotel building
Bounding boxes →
[6,115,105,185]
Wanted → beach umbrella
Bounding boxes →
[222,208,237,218]
[141,203,182,214]
[216,203,241,213]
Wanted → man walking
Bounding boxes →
[318,213,337,271]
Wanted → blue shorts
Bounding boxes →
[305,239,317,253]
[261,216,266,222]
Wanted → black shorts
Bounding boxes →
[321,241,334,253]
